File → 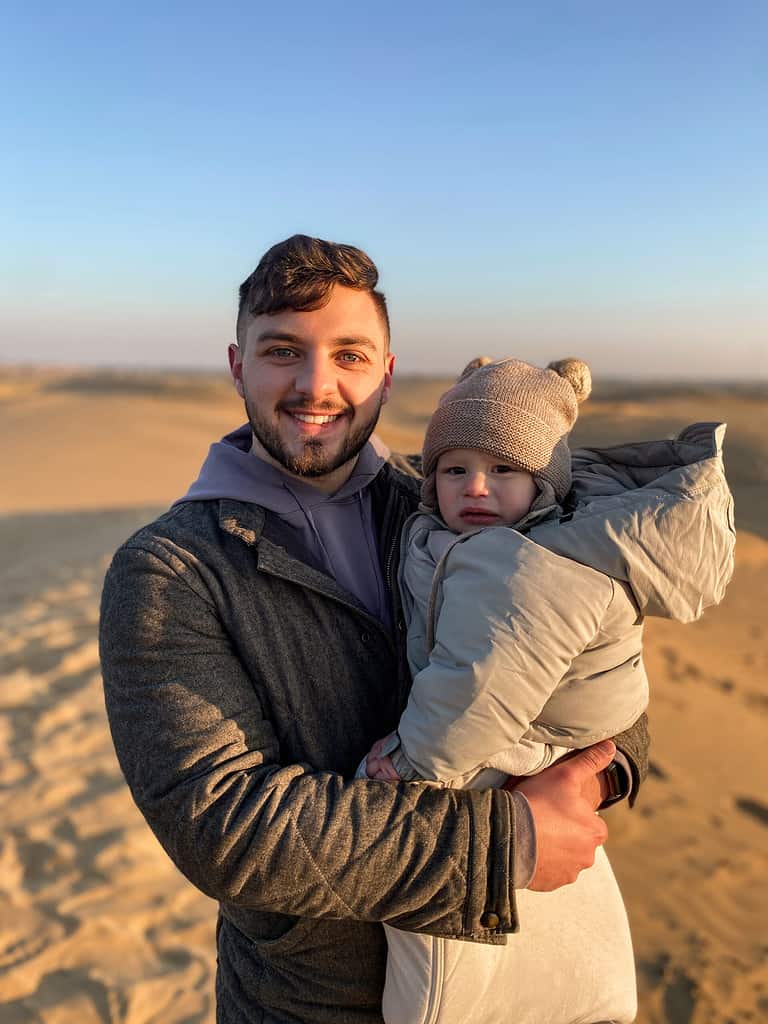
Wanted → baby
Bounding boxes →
[361,356,734,1024]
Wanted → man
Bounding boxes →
[100,235,648,1023]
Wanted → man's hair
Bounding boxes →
[236,234,390,346]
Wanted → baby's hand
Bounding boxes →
[365,734,402,782]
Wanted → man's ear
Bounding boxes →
[228,343,245,399]
[381,352,396,406]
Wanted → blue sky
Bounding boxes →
[2,1,766,376]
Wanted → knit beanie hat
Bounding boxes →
[421,356,592,508]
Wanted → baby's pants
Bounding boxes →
[383,846,637,1024]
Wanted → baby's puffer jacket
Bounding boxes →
[395,422,735,785]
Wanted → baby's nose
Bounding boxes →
[464,473,489,496]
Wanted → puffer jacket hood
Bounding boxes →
[529,421,734,622]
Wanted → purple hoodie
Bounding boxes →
[175,425,391,625]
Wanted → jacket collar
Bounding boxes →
[216,496,396,635]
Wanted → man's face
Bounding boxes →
[229,285,395,492]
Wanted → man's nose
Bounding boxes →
[464,472,489,497]
[294,355,335,398]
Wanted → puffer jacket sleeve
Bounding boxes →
[396,530,616,783]
[99,541,520,938]
[551,422,735,623]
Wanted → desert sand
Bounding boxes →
[1,368,766,1023]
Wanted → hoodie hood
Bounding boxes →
[175,424,391,623]
[176,424,387,507]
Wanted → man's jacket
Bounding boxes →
[99,458,648,1023]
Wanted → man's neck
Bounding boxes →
[248,436,358,495]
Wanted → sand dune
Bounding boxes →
[1,369,766,1023]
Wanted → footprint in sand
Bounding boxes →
[0,967,126,1023]
[661,968,698,1023]
[734,797,768,827]
[637,952,670,988]
[638,955,700,1024]
[745,691,768,713]
[660,646,703,683]
[0,894,76,975]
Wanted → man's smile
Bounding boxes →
[290,412,345,425]
[279,405,352,440]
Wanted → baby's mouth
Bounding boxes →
[460,508,500,521]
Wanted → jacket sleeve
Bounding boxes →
[612,712,649,807]
[396,530,618,783]
[99,541,521,938]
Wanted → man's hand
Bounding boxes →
[515,740,616,892]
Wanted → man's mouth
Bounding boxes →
[290,412,344,425]
[281,407,349,436]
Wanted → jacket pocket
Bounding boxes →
[219,910,386,1022]
[221,907,315,954]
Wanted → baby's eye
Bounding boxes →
[493,465,516,474]
[442,466,466,476]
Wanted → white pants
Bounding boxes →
[383,846,637,1024]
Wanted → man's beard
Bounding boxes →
[245,395,384,478]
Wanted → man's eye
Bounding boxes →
[338,352,363,364]
[268,347,298,359]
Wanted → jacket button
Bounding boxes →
[480,911,500,929]
[361,632,371,645]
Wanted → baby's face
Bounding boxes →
[435,449,538,533]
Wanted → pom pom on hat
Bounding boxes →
[547,358,592,404]
[457,355,494,383]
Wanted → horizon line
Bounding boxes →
[1,361,767,386]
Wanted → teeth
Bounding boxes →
[292,413,341,425]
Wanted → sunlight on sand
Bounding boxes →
[1,369,766,1023]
